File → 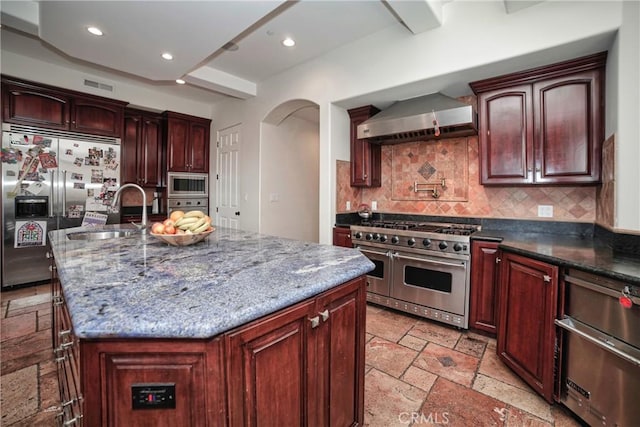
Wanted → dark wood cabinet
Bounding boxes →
[347,105,381,187]
[123,109,164,187]
[469,240,500,334]
[497,251,558,403]
[470,52,606,185]
[333,226,353,248]
[164,111,211,173]
[226,276,366,426]
[1,76,127,138]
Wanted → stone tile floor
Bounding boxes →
[1,283,584,426]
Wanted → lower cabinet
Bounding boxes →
[497,251,558,403]
[226,276,365,426]
[53,270,366,426]
[333,226,353,248]
[469,240,500,334]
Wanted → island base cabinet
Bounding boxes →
[497,252,558,403]
[80,339,226,427]
[225,276,366,427]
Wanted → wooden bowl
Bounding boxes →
[150,228,215,246]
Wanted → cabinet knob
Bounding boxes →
[543,274,551,283]
[495,257,501,264]
[319,309,329,322]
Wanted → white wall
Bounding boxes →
[606,1,640,231]
[260,114,319,242]
[211,0,635,242]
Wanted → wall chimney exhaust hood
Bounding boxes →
[357,93,477,144]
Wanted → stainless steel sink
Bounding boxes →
[66,230,138,240]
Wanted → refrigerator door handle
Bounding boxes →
[61,170,67,218]
[49,170,55,217]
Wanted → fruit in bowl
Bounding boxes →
[150,210,215,246]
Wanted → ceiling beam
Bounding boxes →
[184,66,257,99]
[385,0,443,35]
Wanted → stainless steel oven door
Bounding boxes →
[357,246,391,296]
[390,251,468,316]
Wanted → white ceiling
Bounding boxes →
[0,0,612,107]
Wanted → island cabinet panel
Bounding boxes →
[225,275,366,427]
[164,111,211,173]
[348,105,381,187]
[470,52,606,186]
[1,76,127,137]
[81,339,226,427]
[469,240,500,334]
[497,251,558,403]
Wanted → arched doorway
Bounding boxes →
[261,100,319,242]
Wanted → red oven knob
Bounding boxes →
[620,296,633,309]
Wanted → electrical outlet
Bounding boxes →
[538,205,553,217]
[269,193,279,202]
[346,201,351,211]
[371,201,377,211]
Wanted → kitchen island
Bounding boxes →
[48,225,374,426]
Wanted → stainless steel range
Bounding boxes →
[351,220,479,328]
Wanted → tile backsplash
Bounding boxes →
[337,136,597,222]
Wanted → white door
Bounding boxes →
[216,125,240,229]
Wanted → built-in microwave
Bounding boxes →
[167,172,208,198]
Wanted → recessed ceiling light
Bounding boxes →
[162,52,173,61]
[87,26,103,36]
[176,79,185,85]
[282,37,295,47]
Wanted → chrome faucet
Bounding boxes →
[112,183,148,234]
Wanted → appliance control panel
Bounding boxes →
[132,383,176,410]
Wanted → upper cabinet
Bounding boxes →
[1,76,127,138]
[164,111,211,173]
[123,109,164,187]
[347,105,381,187]
[470,52,606,185]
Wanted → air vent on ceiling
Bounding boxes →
[83,78,114,92]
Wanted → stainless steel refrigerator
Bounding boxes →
[1,124,121,288]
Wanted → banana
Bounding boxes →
[192,220,210,234]
[184,210,205,218]
[174,216,199,227]
[188,217,207,231]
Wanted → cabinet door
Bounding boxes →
[122,114,141,184]
[332,227,352,248]
[2,82,71,130]
[71,97,124,137]
[315,276,366,427]
[226,300,316,427]
[497,252,558,403]
[477,86,534,184]
[140,116,163,186]
[533,70,603,184]
[166,117,190,172]
[348,106,381,187]
[469,241,499,334]
[188,120,210,173]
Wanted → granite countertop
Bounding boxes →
[48,225,375,340]
[473,230,640,285]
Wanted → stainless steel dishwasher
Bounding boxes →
[555,269,640,426]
